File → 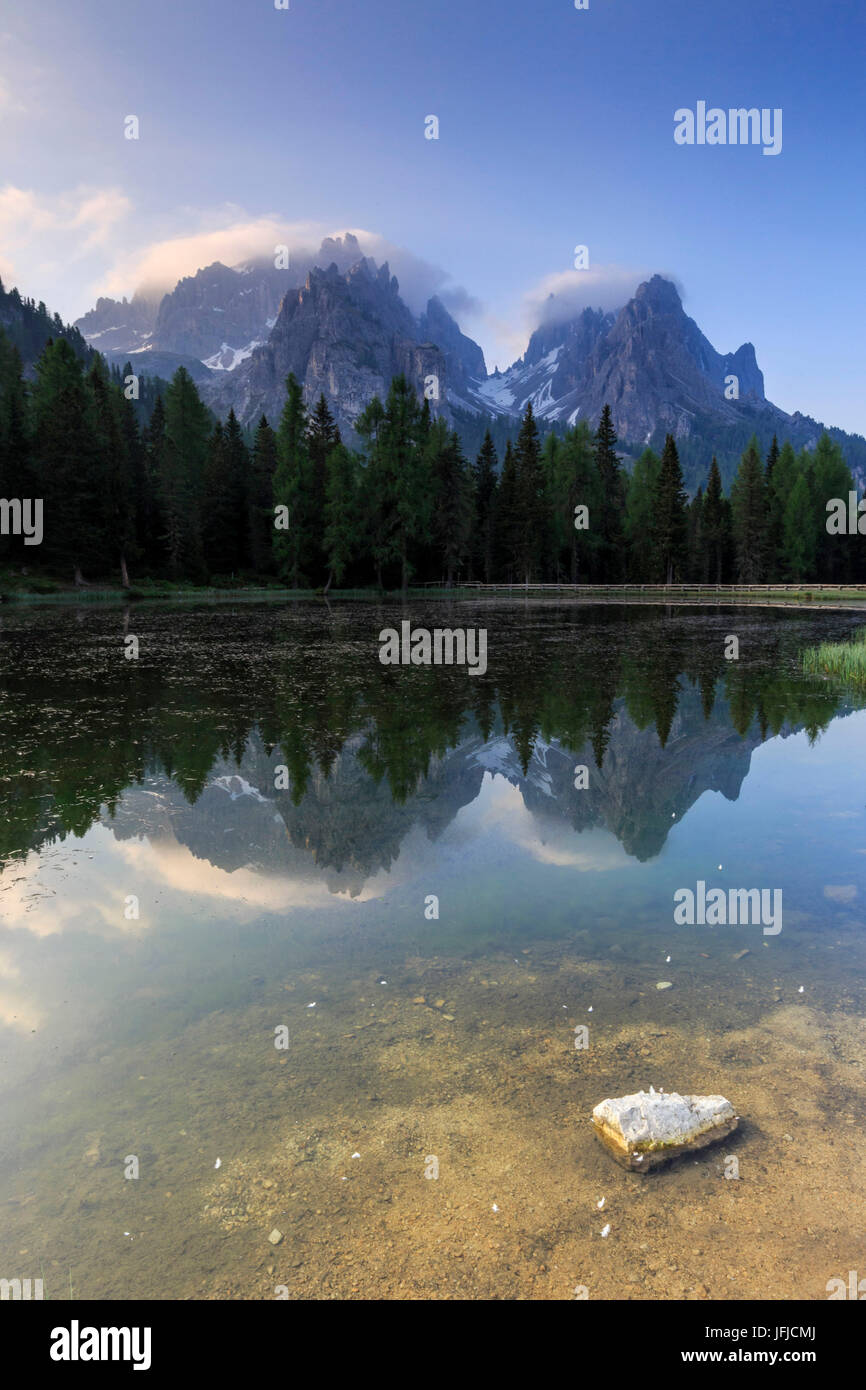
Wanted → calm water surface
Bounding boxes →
[1,601,865,1300]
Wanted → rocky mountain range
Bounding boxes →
[69,240,865,484]
[467,276,766,437]
[207,256,456,432]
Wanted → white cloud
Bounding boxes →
[467,263,681,370]
[0,184,131,300]
[98,214,324,298]
[69,190,132,250]
[524,263,658,332]
[93,213,478,319]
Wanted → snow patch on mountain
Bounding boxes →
[203,339,266,371]
[464,344,570,422]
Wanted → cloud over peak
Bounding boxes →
[524,264,664,332]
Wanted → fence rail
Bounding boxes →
[422,581,866,594]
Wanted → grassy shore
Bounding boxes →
[3,571,866,606]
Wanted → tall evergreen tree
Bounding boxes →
[0,329,31,566]
[594,404,626,581]
[513,402,545,585]
[118,364,148,584]
[322,442,359,590]
[30,338,100,582]
[273,373,310,587]
[652,434,688,583]
[766,440,798,579]
[783,473,816,580]
[161,367,210,580]
[765,434,779,482]
[357,375,429,592]
[730,437,768,583]
[306,394,340,584]
[624,447,660,581]
[223,409,250,571]
[142,395,168,574]
[494,440,520,583]
[702,457,730,584]
[686,485,705,581]
[87,356,136,585]
[810,432,853,582]
[472,430,498,583]
[202,421,241,575]
[429,420,474,585]
[248,415,278,575]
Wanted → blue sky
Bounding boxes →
[1,0,863,431]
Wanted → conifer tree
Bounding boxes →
[810,433,853,582]
[594,404,626,581]
[766,440,798,578]
[765,435,779,482]
[783,473,816,580]
[702,457,729,584]
[687,485,704,581]
[87,356,136,585]
[356,396,388,589]
[540,433,563,579]
[142,395,168,574]
[323,442,358,590]
[273,373,310,587]
[306,395,340,583]
[514,402,545,584]
[428,421,473,585]
[0,329,30,566]
[30,337,100,582]
[203,421,240,575]
[624,447,660,581]
[563,420,600,582]
[118,364,148,584]
[248,415,278,575]
[225,409,250,569]
[472,430,498,583]
[357,375,429,592]
[494,440,520,583]
[652,434,688,583]
[730,437,768,583]
[162,366,210,580]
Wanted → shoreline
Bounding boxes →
[4,583,866,610]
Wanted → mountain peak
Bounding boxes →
[206,252,446,439]
[634,275,684,312]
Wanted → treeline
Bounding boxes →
[0,279,94,367]
[0,328,862,587]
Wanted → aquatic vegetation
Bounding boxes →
[802,626,866,685]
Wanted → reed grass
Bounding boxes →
[802,627,866,684]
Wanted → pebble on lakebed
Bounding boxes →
[592,1089,738,1172]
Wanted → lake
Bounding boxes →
[1,599,865,1300]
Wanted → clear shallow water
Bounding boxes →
[1,601,865,1300]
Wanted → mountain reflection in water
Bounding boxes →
[0,602,860,880]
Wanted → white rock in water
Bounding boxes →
[592,1089,737,1172]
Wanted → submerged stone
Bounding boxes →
[592,1089,738,1172]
